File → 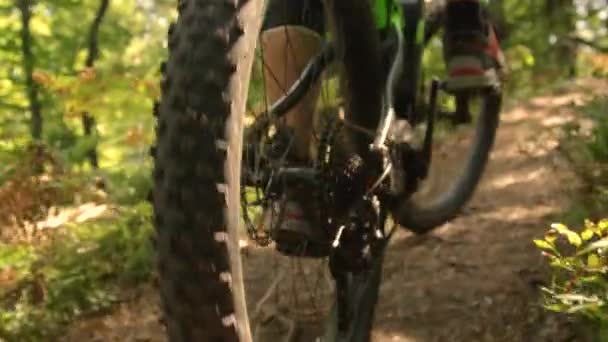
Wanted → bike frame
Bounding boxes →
[253,0,428,143]
[374,0,425,47]
[246,0,439,198]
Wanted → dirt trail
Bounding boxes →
[371,91,581,342]
[66,81,606,342]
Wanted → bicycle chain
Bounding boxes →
[315,114,343,230]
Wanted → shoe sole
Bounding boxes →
[446,68,500,92]
[447,56,501,91]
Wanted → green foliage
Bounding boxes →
[580,98,608,165]
[104,162,152,205]
[0,0,174,169]
[486,1,608,98]
[0,145,27,184]
[0,203,153,341]
[541,86,608,340]
[560,96,608,222]
[1,0,605,174]
[0,4,163,336]
[535,220,608,338]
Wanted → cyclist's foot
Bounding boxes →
[444,3,506,91]
[259,192,327,255]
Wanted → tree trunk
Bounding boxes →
[81,112,99,167]
[17,0,42,141]
[81,0,110,169]
[545,0,577,78]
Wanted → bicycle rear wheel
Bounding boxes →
[393,88,502,233]
[151,0,384,341]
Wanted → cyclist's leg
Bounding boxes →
[443,0,506,90]
[260,0,325,161]
[259,0,326,242]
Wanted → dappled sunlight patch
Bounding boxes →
[530,92,590,109]
[388,227,415,244]
[516,133,560,158]
[488,167,548,191]
[500,107,533,124]
[501,79,606,127]
[372,329,420,341]
[487,141,529,163]
[36,203,110,231]
[541,113,576,128]
[74,203,109,223]
[573,78,608,96]
[477,204,559,223]
[491,122,556,162]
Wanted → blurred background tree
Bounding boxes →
[1,0,174,173]
[1,0,607,177]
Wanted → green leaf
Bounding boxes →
[534,239,558,254]
[545,229,559,244]
[544,303,569,312]
[577,239,608,256]
[581,229,595,241]
[566,231,583,247]
[588,254,601,268]
[551,223,570,232]
[551,223,582,247]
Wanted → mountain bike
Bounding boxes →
[151,0,502,341]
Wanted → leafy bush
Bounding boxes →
[542,92,608,340]
[535,220,608,340]
[560,96,608,222]
[104,163,152,205]
[0,145,79,233]
[0,202,153,341]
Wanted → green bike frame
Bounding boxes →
[371,0,427,125]
[373,0,425,46]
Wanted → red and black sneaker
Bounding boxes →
[258,189,328,256]
[443,3,506,91]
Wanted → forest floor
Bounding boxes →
[65,79,607,342]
